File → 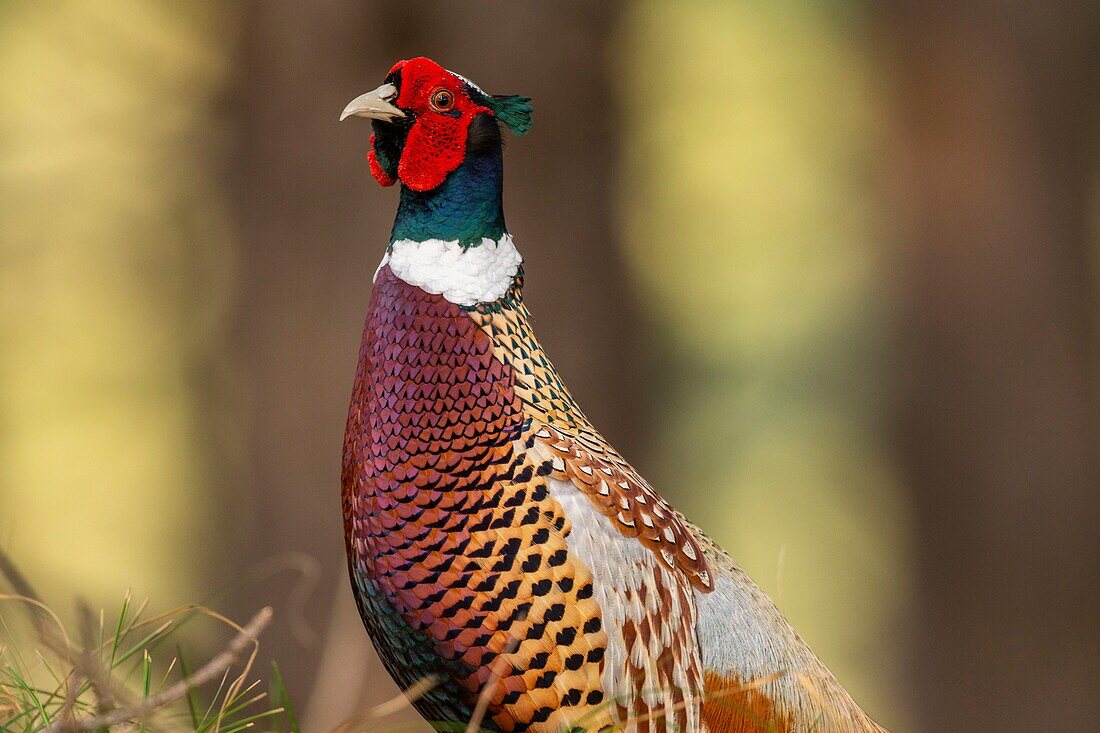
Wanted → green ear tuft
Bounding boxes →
[488,95,533,136]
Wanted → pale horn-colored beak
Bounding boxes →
[340,83,406,122]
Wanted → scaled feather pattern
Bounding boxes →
[341,56,889,733]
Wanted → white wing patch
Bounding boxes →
[550,478,704,733]
[377,234,522,306]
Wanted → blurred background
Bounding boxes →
[0,1,1096,731]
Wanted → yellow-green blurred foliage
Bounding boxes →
[618,2,912,727]
[0,1,914,729]
[0,0,235,607]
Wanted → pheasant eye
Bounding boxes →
[429,88,454,112]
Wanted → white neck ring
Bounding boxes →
[376,234,522,307]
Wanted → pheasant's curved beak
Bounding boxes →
[340,84,405,122]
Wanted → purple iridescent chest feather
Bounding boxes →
[342,266,609,730]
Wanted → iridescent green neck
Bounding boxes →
[390,146,505,247]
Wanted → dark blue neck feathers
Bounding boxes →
[390,119,505,247]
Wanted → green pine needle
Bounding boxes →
[0,582,291,733]
[270,660,300,733]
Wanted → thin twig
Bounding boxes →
[0,549,135,727]
[0,549,73,662]
[464,660,505,733]
[0,548,42,602]
[58,670,80,731]
[631,670,787,725]
[243,552,321,647]
[75,600,124,714]
[38,607,273,733]
[328,676,440,733]
[464,632,521,733]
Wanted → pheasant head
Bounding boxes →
[341,56,532,192]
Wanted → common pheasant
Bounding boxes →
[340,57,889,733]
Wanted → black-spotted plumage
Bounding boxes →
[341,56,890,733]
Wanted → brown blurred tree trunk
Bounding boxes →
[224,2,630,728]
[879,3,1099,731]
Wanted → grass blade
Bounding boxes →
[269,661,299,733]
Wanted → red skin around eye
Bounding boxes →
[386,56,489,192]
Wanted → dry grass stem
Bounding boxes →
[37,606,273,733]
[328,675,440,733]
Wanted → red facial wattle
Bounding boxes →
[386,56,489,192]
